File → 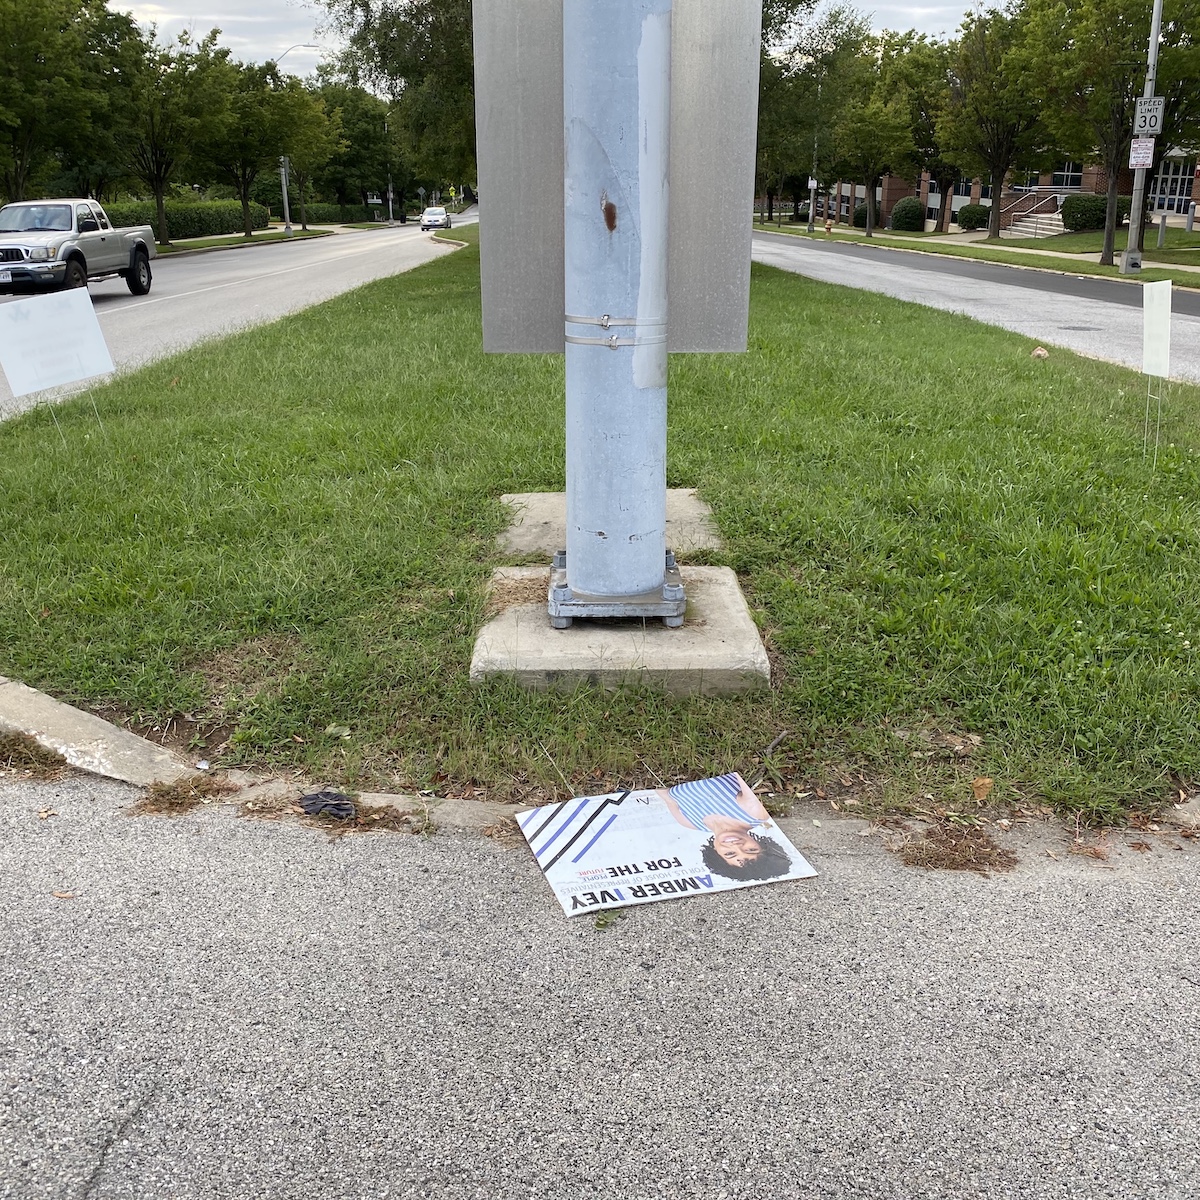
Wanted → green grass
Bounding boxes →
[757,224,1200,290]
[1002,227,1200,256]
[3,226,1200,821]
[156,230,331,254]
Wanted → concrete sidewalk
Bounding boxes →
[3,676,1200,1198]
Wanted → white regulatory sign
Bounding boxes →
[1129,137,1156,169]
[1136,96,1165,137]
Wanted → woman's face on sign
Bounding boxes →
[713,829,761,868]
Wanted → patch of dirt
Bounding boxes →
[482,817,524,847]
[130,774,239,816]
[892,727,984,761]
[894,819,1018,876]
[0,732,68,780]
[485,572,550,617]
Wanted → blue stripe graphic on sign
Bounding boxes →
[532,798,593,860]
[571,813,619,863]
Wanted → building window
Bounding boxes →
[954,178,974,197]
[1015,169,1040,189]
[980,177,994,199]
[1052,162,1083,188]
[928,179,939,194]
[1149,158,1197,213]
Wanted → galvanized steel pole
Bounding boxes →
[1120,0,1164,274]
[560,0,674,603]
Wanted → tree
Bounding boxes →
[312,79,390,210]
[940,7,1046,240]
[882,33,959,232]
[56,0,146,202]
[828,37,915,236]
[318,0,476,182]
[197,62,294,238]
[124,30,232,245]
[1023,0,1145,265]
[0,0,86,201]
[281,81,344,230]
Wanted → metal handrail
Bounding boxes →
[1000,191,1060,218]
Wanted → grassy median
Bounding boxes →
[2,228,1199,820]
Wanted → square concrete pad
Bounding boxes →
[470,566,768,695]
[498,489,722,556]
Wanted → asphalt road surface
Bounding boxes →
[753,231,1200,385]
[0,217,476,422]
[3,772,1198,1199]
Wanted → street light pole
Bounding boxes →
[807,80,821,233]
[280,156,293,237]
[1120,0,1164,274]
[385,109,396,225]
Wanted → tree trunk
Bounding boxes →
[864,177,875,237]
[1100,166,1121,266]
[296,173,309,231]
[987,163,1005,239]
[766,188,775,222]
[155,190,170,246]
[241,193,253,238]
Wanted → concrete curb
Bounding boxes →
[0,675,512,837]
[0,675,194,787]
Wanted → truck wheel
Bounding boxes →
[126,251,152,296]
[63,260,87,290]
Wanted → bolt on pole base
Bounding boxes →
[548,550,686,630]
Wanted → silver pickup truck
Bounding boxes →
[0,199,156,296]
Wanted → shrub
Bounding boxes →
[957,203,989,230]
[1061,193,1106,231]
[853,202,868,228]
[890,196,925,231]
[299,203,379,224]
[105,200,269,241]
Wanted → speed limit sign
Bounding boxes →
[1136,96,1165,136]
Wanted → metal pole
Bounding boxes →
[807,81,820,233]
[280,156,293,238]
[560,0,673,606]
[1120,0,1164,274]
[385,113,395,225]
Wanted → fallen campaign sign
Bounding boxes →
[517,772,816,916]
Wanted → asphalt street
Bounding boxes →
[0,217,476,422]
[3,772,1198,1199]
[752,231,1200,385]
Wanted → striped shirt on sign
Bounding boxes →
[668,773,762,833]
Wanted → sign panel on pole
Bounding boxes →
[1143,279,1171,378]
[1135,96,1165,137]
[473,0,763,353]
[1129,138,1156,169]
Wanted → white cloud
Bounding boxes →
[121,0,332,72]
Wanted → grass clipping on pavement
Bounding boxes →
[1,228,1199,822]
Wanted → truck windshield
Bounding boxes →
[0,204,72,233]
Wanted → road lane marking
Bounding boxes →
[101,233,459,315]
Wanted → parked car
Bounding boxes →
[420,206,452,231]
[0,199,155,295]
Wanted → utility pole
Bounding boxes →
[550,0,683,627]
[279,156,293,238]
[385,110,396,225]
[807,81,821,233]
[1120,0,1165,274]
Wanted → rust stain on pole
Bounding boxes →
[601,191,618,231]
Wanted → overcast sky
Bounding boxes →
[118,0,971,73]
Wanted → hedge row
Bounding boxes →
[299,203,383,224]
[104,200,270,240]
[1061,193,1132,232]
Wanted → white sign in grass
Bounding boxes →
[0,290,113,397]
[1143,280,1171,378]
